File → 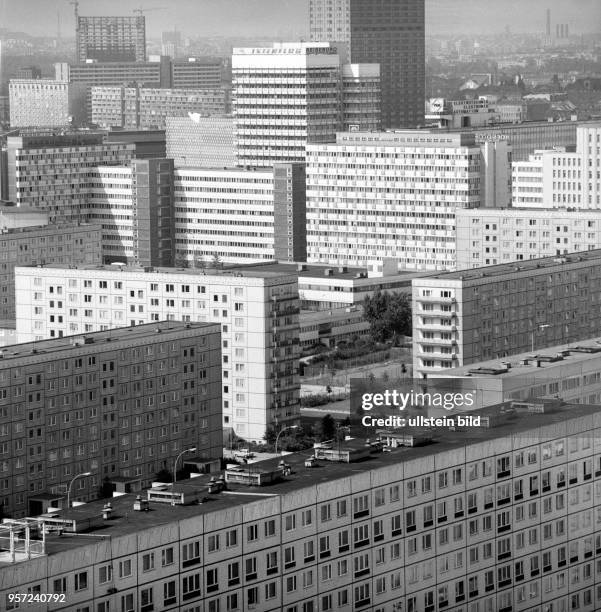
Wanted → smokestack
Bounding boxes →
[546,9,551,36]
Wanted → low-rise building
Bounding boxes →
[412,249,601,378]
[0,202,48,230]
[0,321,222,518]
[1,399,600,612]
[455,207,601,269]
[15,264,301,442]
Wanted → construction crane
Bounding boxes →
[133,7,166,17]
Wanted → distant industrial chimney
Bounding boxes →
[546,9,551,36]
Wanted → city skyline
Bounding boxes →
[0,0,600,39]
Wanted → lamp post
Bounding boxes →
[173,447,196,489]
[275,425,299,456]
[66,471,92,509]
[531,324,550,352]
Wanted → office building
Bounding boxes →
[310,0,425,128]
[232,42,380,166]
[90,86,229,129]
[306,130,510,272]
[0,321,222,519]
[76,15,146,63]
[173,163,306,265]
[165,114,236,167]
[2,399,601,612]
[14,65,41,80]
[452,118,600,162]
[455,207,601,269]
[412,249,601,377]
[161,30,181,58]
[6,132,135,222]
[9,79,87,127]
[104,128,167,159]
[171,57,223,89]
[512,124,601,209]
[87,158,175,266]
[0,223,101,329]
[55,59,169,89]
[15,264,300,441]
[340,64,381,131]
[430,337,601,409]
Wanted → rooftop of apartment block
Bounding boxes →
[18,262,299,282]
[416,248,601,283]
[230,261,432,283]
[430,337,601,380]
[0,321,220,364]
[6,398,601,562]
[333,129,477,147]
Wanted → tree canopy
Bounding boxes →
[363,290,412,343]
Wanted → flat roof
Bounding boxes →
[417,249,601,282]
[19,263,298,281]
[225,261,430,283]
[0,321,219,361]
[431,337,601,380]
[15,399,601,561]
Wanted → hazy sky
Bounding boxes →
[0,0,599,38]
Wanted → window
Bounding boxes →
[74,571,88,591]
[140,587,153,612]
[161,547,174,567]
[98,565,112,584]
[264,520,276,537]
[247,524,258,542]
[285,514,296,531]
[53,577,67,593]
[226,529,238,547]
[182,541,200,567]
[163,581,176,606]
[142,553,155,572]
[182,573,201,600]
[118,559,132,578]
[208,535,220,552]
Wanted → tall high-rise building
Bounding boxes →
[546,8,551,36]
[6,132,135,222]
[16,265,301,441]
[173,163,306,265]
[310,0,425,128]
[306,130,510,272]
[232,42,380,167]
[76,15,146,63]
[0,321,222,518]
[412,249,601,377]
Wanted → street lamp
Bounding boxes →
[173,447,196,489]
[275,425,299,456]
[531,324,550,352]
[66,471,92,509]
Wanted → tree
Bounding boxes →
[320,414,336,441]
[155,468,172,482]
[363,290,412,344]
[211,253,222,269]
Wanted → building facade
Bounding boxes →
[9,80,87,127]
[0,321,222,518]
[430,337,601,409]
[6,132,135,222]
[412,249,601,378]
[86,159,175,266]
[76,15,146,63]
[455,207,601,269]
[306,131,508,272]
[232,42,380,167]
[173,164,306,266]
[512,124,601,209]
[91,86,230,129]
[2,400,601,612]
[0,223,101,328]
[310,0,425,129]
[0,203,48,230]
[165,114,236,167]
[15,265,301,441]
